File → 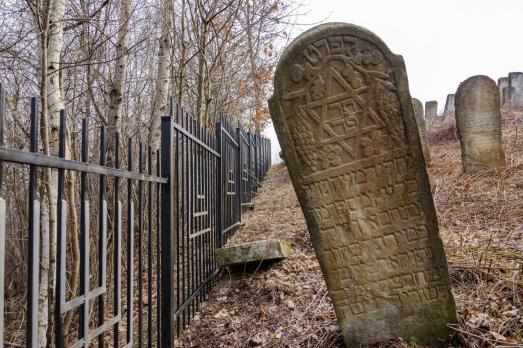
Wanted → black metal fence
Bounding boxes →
[0,85,271,347]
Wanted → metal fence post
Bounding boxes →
[215,115,223,248]
[27,98,39,348]
[247,132,251,200]
[0,82,5,346]
[160,116,174,347]
[235,123,241,223]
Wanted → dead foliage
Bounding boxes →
[178,109,523,347]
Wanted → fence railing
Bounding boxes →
[0,85,271,347]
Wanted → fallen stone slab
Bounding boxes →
[216,239,292,267]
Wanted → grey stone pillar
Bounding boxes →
[455,75,506,172]
[424,100,438,119]
[443,94,455,118]
[498,77,508,99]
[413,98,431,165]
[502,86,516,109]
[508,72,523,109]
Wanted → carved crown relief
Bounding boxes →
[281,36,405,177]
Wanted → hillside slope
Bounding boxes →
[179,110,523,347]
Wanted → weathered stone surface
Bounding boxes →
[502,86,516,109]
[498,77,509,99]
[424,100,438,119]
[412,98,431,165]
[508,72,523,109]
[455,75,506,173]
[443,94,455,118]
[216,239,292,267]
[269,23,456,346]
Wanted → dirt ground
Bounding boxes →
[178,109,523,348]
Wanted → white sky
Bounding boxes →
[265,0,523,163]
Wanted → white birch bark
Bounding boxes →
[148,0,174,151]
[108,0,131,138]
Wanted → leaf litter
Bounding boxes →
[178,109,522,347]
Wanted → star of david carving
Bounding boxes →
[297,64,387,160]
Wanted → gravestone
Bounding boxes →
[498,77,508,99]
[424,100,438,119]
[508,72,523,109]
[502,86,516,109]
[455,75,506,172]
[443,94,455,118]
[412,98,431,165]
[269,23,457,346]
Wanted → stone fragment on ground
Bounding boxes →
[216,239,292,267]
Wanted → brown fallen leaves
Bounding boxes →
[178,109,522,347]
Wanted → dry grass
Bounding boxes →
[428,110,523,347]
[178,110,523,348]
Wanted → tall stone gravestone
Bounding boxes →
[425,100,438,120]
[269,23,456,346]
[502,86,516,109]
[443,94,455,118]
[498,77,509,99]
[508,72,523,109]
[455,75,506,173]
[412,98,431,165]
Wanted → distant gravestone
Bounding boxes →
[508,72,523,109]
[498,77,509,99]
[269,23,456,346]
[502,86,516,109]
[424,100,438,120]
[412,98,431,165]
[455,75,506,172]
[443,94,455,118]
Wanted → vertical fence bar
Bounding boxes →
[98,124,106,347]
[147,146,153,347]
[215,116,222,249]
[206,128,211,284]
[79,118,90,345]
[174,105,180,335]
[0,82,4,189]
[155,150,161,348]
[138,143,144,346]
[195,124,203,310]
[160,116,174,346]
[27,98,39,348]
[183,111,188,328]
[247,132,251,203]
[54,111,66,348]
[189,118,194,316]
[126,139,134,345]
[113,132,122,346]
[236,124,241,223]
[0,82,5,346]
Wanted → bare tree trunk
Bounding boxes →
[108,0,131,160]
[148,0,174,151]
[31,0,64,344]
[45,0,80,341]
[34,7,52,343]
[176,0,187,106]
[245,3,263,132]
[195,20,208,125]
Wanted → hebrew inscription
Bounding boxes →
[269,23,456,346]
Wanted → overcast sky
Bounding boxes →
[264,0,523,163]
